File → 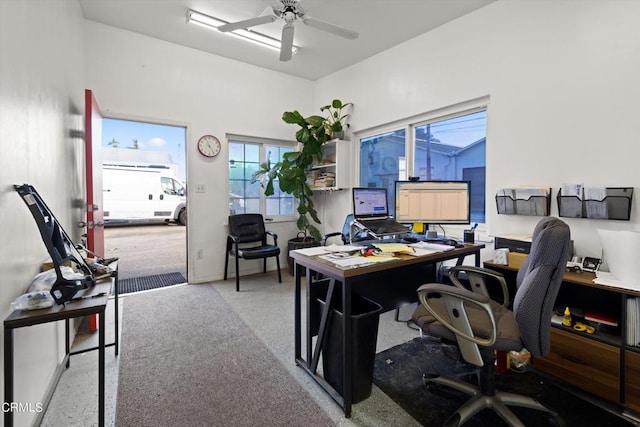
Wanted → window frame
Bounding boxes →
[227,134,297,221]
[354,96,489,231]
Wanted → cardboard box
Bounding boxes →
[508,252,528,269]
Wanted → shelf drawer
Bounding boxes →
[534,328,620,402]
[626,350,640,412]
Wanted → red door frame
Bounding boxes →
[85,89,105,258]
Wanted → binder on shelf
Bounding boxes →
[495,187,551,216]
[626,297,639,347]
[557,186,633,220]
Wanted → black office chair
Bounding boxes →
[224,214,282,292]
[322,214,375,245]
[412,217,571,426]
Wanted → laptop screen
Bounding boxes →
[353,187,389,218]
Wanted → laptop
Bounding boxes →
[352,187,409,236]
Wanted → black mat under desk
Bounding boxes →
[373,337,633,427]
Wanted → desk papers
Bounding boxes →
[409,248,439,257]
[593,272,640,292]
[291,246,329,256]
[324,244,364,253]
[291,244,364,257]
[319,253,396,268]
[372,243,415,254]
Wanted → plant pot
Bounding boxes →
[330,130,345,140]
[287,234,320,275]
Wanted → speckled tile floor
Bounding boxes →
[40,274,421,426]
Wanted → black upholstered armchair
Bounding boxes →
[224,214,282,292]
[412,217,571,426]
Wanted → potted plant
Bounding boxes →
[320,99,353,140]
[252,109,330,273]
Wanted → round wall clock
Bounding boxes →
[197,135,221,158]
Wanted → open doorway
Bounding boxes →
[100,118,187,289]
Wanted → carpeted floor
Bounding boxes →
[118,272,186,294]
[373,337,633,426]
[116,283,334,426]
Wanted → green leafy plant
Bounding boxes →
[252,110,329,241]
[320,99,353,137]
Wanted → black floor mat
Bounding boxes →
[373,337,633,426]
[119,272,186,295]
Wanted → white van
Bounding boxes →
[102,165,187,225]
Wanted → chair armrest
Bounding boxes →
[226,235,238,251]
[322,232,342,246]
[265,230,278,245]
[417,282,497,348]
[448,266,510,308]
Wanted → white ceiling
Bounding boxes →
[79,0,494,81]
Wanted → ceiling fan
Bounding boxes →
[218,0,359,61]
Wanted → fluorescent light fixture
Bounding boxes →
[186,10,298,55]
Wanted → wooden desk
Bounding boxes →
[484,261,640,413]
[4,268,119,427]
[292,243,484,417]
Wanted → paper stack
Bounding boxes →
[314,172,335,188]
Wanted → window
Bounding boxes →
[228,137,294,217]
[414,111,486,223]
[161,177,185,196]
[358,102,487,224]
[359,129,406,213]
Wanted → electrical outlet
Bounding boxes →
[195,184,205,193]
[196,249,203,259]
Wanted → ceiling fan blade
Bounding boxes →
[302,17,358,40]
[280,24,295,61]
[218,15,277,32]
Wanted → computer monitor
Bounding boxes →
[394,180,471,225]
[352,187,389,219]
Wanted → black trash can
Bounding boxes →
[318,292,383,403]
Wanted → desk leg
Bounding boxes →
[4,326,14,427]
[342,279,352,418]
[98,310,105,427]
[65,318,70,368]
[294,261,302,363]
[114,271,119,356]
[455,249,481,267]
[310,279,336,373]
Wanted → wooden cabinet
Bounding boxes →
[484,261,640,413]
[626,350,640,412]
[307,139,350,190]
[534,328,620,402]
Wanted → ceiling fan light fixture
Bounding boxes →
[186,10,298,56]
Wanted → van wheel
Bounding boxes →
[178,209,187,226]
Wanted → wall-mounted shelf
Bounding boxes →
[307,139,350,191]
[557,187,633,220]
[495,187,551,216]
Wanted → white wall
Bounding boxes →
[0,0,86,425]
[84,21,315,283]
[3,0,640,421]
[313,0,640,259]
